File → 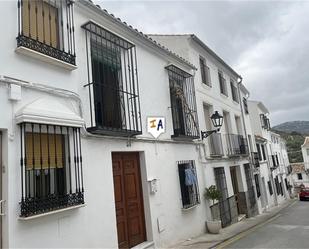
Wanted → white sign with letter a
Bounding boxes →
[147,117,165,138]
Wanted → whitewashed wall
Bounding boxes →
[0,1,209,248]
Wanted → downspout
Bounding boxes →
[236,77,258,214]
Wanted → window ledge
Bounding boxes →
[220,93,229,98]
[18,204,86,221]
[15,46,77,71]
[182,204,199,211]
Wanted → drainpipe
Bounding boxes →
[236,77,258,215]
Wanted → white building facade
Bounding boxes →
[0,1,210,248]
[148,34,259,226]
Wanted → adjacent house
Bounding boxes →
[148,34,258,227]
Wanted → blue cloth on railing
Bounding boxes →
[185,168,197,186]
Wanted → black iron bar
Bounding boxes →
[47,124,51,195]
[54,125,57,195]
[134,47,142,131]
[35,0,38,41]
[72,127,78,192]
[74,128,80,193]
[31,123,35,198]
[78,128,84,192]
[39,124,43,198]
[20,124,24,201]
[67,126,72,194]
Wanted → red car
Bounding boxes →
[299,188,309,201]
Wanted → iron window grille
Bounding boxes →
[274,176,280,195]
[254,174,261,198]
[268,181,273,195]
[19,123,84,217]
[244,164,256,208]
[243,98,249,114]
[177,160,200,209]
[199,56,211,87]
[260,114,271,130]
[251,152,260,168]
[82,21,142,137]
[17,0,76,65]
[218,71,228,96]
[166,65,199,139]
[230,81,239,103]
[225,134,249,156]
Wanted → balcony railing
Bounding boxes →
[17,0,76,65]
[209,133,224,156]
[251,152,260,168]
[225,134,249,156]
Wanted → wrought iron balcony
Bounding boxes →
[17,0,76,65]
[209,133,224,156]
[251,152,260,168]
[225,134,249,156]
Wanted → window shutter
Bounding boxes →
[25,133,64,170]
[22,0,58,48]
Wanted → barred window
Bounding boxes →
[230,80,239,103]
[82,21,142,137]
[268,181,273,195]
[166,65,199,139]
[177,160,200,209]
[218,71,228,96]
[17,0,76,65]
[243,98,249,114]
[254,174,261,198]
[20,123,84,217]
[274,176,280,195]
[199,56,211,87]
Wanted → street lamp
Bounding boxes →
[201,111,223,140]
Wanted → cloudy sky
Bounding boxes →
[96,0,309,126]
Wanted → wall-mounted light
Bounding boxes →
[201,111,223,140]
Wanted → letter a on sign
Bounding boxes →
[147,117,165,138]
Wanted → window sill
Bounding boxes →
[18,204,86,221]
[220,93,229,98]
[131,241,154,249]
[182,204,199,211]
[171,134,199,141]
[15,46,77,71]
[202,82,212,89]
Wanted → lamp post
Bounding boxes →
[201,111,223,140]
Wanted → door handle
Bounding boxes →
[0,200,5,216]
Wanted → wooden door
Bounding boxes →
[112,152,146,248]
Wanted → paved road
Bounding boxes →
[226,201,309,248]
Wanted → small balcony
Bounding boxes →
[225,134,249,156]
[17,0,76,68]
[209,133,224,157]
[251,152,260,168]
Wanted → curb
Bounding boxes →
[209,199,297,249]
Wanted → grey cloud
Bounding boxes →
[95,0,309,125]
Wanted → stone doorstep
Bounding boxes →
[170,199,296,249]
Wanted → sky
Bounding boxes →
[95,0,309,126]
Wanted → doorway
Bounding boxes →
[112,152,146,248]
[230,166,240,214]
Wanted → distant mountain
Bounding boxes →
[272,121,309,135]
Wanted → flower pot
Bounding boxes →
[206,220,221,234]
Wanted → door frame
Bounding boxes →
[112,152,147,248]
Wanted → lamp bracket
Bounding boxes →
[201,128,220,140]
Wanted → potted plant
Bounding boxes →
[204,185,222,234]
